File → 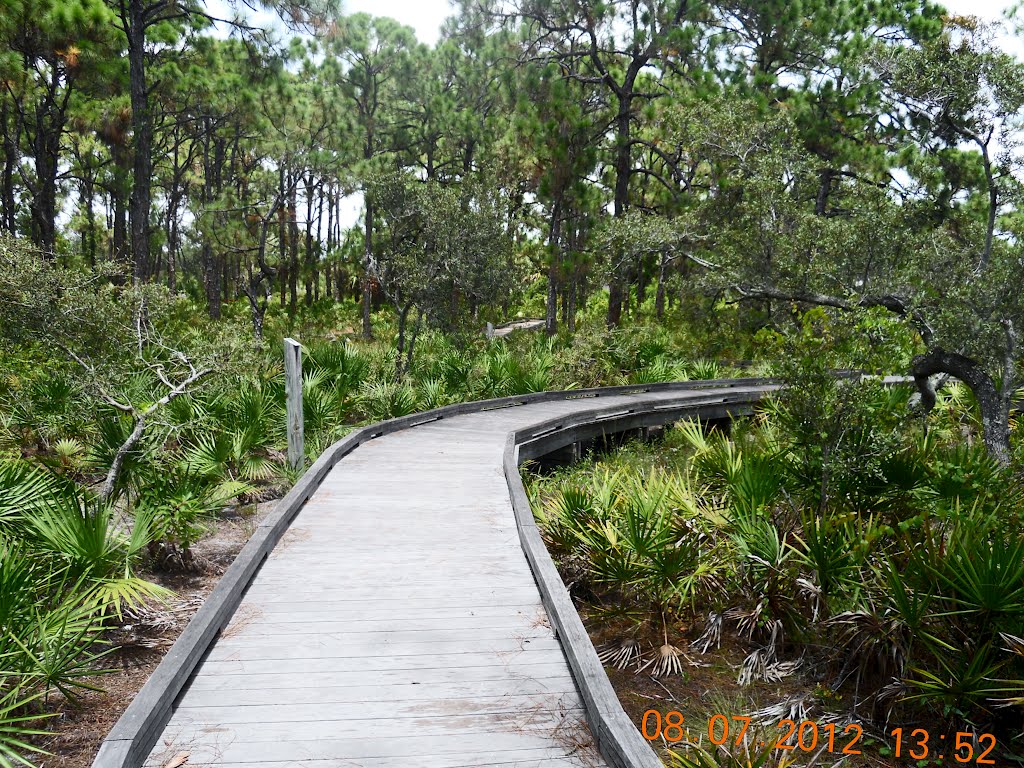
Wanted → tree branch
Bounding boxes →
[97,366,212,503]
[730,286,935,345]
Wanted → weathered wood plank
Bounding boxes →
[238,588,546,604]
[204,635,564,661]
[176,677,579,707]
[221,616,553,636]
[211,626,557,647]
[193,649,570,676]
[146,731,594,764]
[241,601,544,617]
[146,749,593,768]
[184,661,574,690]
[283,338,304,471]
[155,707,587,742]
[165,692,585,725]
[234,602,543,617]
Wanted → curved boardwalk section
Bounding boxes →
[100,383,771,768]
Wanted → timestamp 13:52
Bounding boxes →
[890,728,997,764]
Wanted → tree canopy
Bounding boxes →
[4,0,1024,459]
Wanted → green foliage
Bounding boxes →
[474,344,553,398]
[357,380,418,421]
[537,468,725,627]
[0,457,168,765]
[137,471,252,562]
[305,342,369,396]
[8,1,1024,763]
[370,171,519,365]
[0,680,51,768]
[528,375,1024,735]
[666,739,783,768]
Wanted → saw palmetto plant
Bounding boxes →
[136,469,252,567]
[0,456,170,764]
[358,380,418,421]
[0,679,51,768]
[537,467,726,675]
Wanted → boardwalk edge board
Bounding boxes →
[91,377,779,768]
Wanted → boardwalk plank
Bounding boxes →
[155,708,587,742]
[204,636,563,661]
[192,650,569,676]
[165,692,585,725]
[184,662,574,690]
[178,678,579,707]
[147,732,593,764]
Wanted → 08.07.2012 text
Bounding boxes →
[641,711,863,754]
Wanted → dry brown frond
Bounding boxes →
[597,637,643,669]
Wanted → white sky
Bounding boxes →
[340,0,452,44]
[343,0,1021,48]
[943,0,1015,21]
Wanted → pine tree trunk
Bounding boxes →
[304,176,315,307]
[288,174,298,316]
[81,176,96,268]
[362,197,374,339]
[325,187,334,301]
[636,255,648,310]
[567,221,578,333]
[126,0,152,284]
[546,202,562,336]
[314,184,323,302]
[112,142,130,270]
[606,92,633,328]
[201,129,220,318]
[278,167,287,306]
[29,80,60,259]
[1,96,17,233]
[165,198,178,292]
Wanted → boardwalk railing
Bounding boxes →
[93,378,778,768]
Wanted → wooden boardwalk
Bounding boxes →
[143,388,762,768]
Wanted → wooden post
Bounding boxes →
[284,338,304,471]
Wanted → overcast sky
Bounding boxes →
[342,0,1020,48]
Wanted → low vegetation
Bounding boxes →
[528,359,1024,766]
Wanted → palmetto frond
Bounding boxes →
[27,499,156,587]
[358,381,418,421]
[0,678,52,768]
[5,591,114,698]
[686,359,721,380]
[0,461,69,531]
[416,377,450,410]
[306,341,370,393]
[597,637,644,670]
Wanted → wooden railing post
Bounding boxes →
[284,338,304,471]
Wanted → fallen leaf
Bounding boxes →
[163,751,190,768]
